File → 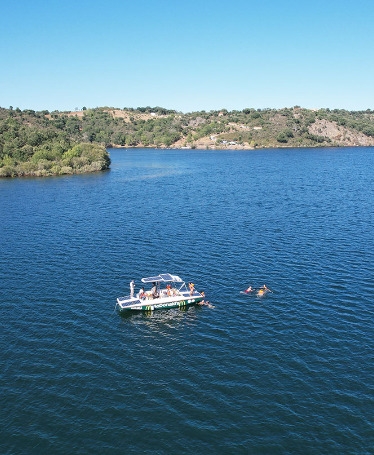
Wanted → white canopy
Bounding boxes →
[141,273,183,283]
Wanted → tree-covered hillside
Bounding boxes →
[0,108,110,177]
[55,105,374,149]
[1,105,374,177]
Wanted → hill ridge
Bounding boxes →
[1,106,374,176]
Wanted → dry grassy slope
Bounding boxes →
[66,109,159,122]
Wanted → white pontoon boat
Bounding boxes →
[116,273,204,312]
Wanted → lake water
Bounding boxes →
[1,147,373,454]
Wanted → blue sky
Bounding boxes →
[1,0,373,112]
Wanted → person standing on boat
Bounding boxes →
[189,282,195,296]
[130,280,135,298]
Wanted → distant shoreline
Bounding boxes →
[2,106,374,178]
[109,144,374,151]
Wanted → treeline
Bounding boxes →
[1,105,374,177]
[0,108,110,177]
[77,108,183,147]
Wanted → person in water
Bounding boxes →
[198,300,214,308]
[257,284,269,296]
[244,286,254,293]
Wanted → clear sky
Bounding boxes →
[1,0,373,113]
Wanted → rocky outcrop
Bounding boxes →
[308,119,374,146]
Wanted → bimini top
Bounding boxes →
[141,273,183,283]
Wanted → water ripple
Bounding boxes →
[1,148,374,454]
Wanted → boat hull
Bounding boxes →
[116,296,203,312]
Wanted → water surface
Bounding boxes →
[1,147,373,454]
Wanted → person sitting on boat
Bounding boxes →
[151,282,159,299]
[166,284,172,296]
[138,287,145,300]
[189,282,195,296]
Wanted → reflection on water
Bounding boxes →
[118,305,202,333]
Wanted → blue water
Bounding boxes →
[1,147,373,454]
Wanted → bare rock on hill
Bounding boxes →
[309,119,374,146]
